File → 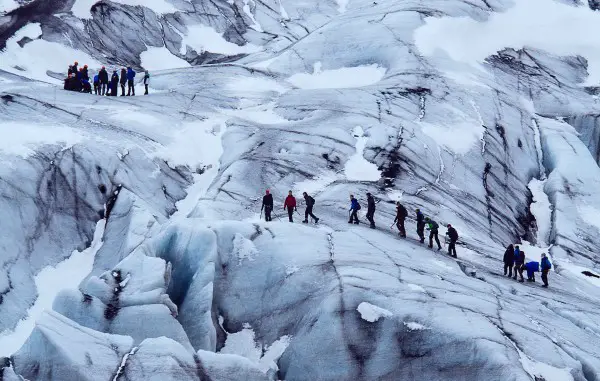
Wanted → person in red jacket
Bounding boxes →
[283,190,297,222]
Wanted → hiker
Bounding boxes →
[513,246,525,281]
[93,73,100,95]
[261,190,273,222]
[514,249,525,282]
[425,217,442,250]
[393,202,407,237]
[348,195,360,224]
[302,192,319,224]
[64,74,72,90]
[366,192,376,228]
[540,253,552,288]
[99,66,109,95]
[416,209,425,243]
[126,66,136,96]
[143,70,150,95]
[82,65,89,81]
[120,68,127,96]
[110,70,119,96]
[503,244,515,277]
[446,224,458,257]
[525,260,540,282]
[283,190,297,222]
[81,79,92,94]
[68,61,78,75]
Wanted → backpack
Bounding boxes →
[307,196,315,207]
[430,221,439,230]
[399,205,407,218]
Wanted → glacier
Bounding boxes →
[2,0,600,380]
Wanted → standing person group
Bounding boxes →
[502,245,553,287]
[63,61,150,96]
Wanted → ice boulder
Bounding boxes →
[12,311,133,381]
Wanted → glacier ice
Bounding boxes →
[2,0,600,380]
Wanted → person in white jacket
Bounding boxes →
[143,70,150,95]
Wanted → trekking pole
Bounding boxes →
[260,209,263,219]
[390,222,395,230]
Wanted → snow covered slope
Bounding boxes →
[2,0,600,380]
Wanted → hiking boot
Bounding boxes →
[354,221,359,225]
[428,245,433,249]
[314,218,319,224]
[437,247,442,251]
[302,220,308,224]
[541,284,548,288]
[519,279,524,283]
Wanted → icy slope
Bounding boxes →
[2,0,600,380]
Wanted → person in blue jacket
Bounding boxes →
[513,246,525,282]
[525,260,540,282]
[348,195,360,224]
[126,67,136,96]
[93,73,99,95]
[540,253,552,288]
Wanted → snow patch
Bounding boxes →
[407,283,426,293]
[519,349,575,381]
[140,46,191,71]
[344,126,381,182]
[357,302,393,322]
[233,233,259,264]
[420,120,484,155]
[287,62,386,89]
[0,22,101,83]
[258,335,291,373]
[0,122,86,158]
[0,0,19,13]
[242,0,263,32]
[414,0,600,85]
[577,204,600,234]
[0,220,105,357]
[182,25,262,56]
[404,322,428,331]
[336,0,349,13]
[528,178,552,247]
[157,118,226,169]
[219,323,261,362]
[72,0,178,19]
[294,170,340,196]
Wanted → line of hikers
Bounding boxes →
[503,245,553,287]
[261,190,553,287]
[63,61,151,96]
[260,190,459,258]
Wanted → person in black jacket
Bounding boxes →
[99,66,109,95]
[503,244,515,277]
[120,68,127,96]
[446,224,458,257]
[261,189,273,222]
[416,209,425,243]
[110,70,119,96]
[302,192,319,224]
[393,202,408,237]
[82,65,89,81]
[366,192,376,229]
